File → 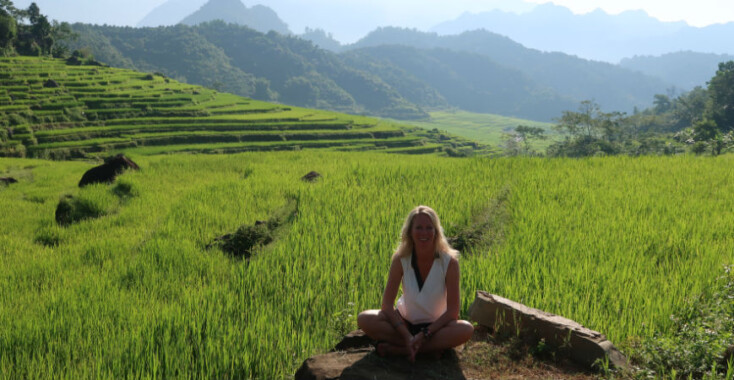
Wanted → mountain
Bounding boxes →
[67,22,428,120]
[349,27,669,114]
[620,52,734,91]
[137,0,206,27]
[181,0,290,35]
[299,28,343,52]
[343,45,574,120]
[431,4,734,63]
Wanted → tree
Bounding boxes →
[554,100,627,142]
[513,125,546,154]
[0,11,15,54]
[692,119,727,155]
[673,86,707,128]
[706,61,734,132]
[653,94,672,114]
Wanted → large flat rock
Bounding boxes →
[468,290,627,369]
[295,334,465,380]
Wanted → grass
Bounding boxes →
[1,152,732,378]
[404,110,558,151]
[1,57,475,158]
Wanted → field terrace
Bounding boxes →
[0,57,445,158]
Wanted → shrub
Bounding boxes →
[631,266,734,379]
[55,188,116,226]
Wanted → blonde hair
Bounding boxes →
[395,205,458,259]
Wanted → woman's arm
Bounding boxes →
[381,254,412,339]
[426,257,461,335]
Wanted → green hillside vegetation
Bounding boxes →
[405,110,557,149]
[67,22,430,120]
[0,56,482,158]
[344,45,575,120]
[350,27,670,115]
[620,51,734,91]
[1,152,733,378]
[63,23,679,123]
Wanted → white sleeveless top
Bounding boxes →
[396,251,452,324]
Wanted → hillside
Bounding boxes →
[350,28,670,114]
[620,51,734,91]
[66,23,675,121]
[67,23,430,120]
[343,45,575,121]
[0,56,482,158]
[180,0,290,35]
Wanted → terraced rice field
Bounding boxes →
[0,57,455,158]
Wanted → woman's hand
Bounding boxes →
[408,333,425,362]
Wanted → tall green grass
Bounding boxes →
[405,110,558,150]
[1,153,732,378]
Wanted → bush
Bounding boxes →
[691,141,708,155]
[631,266,734,379]
[55,188,116,226]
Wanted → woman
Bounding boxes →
[357,205,474,362]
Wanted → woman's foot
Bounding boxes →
[375,342,409,357]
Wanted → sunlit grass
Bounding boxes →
[404,110,559,151]
[1,152,732,378]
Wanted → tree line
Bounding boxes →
[506,61,734,157]
[0,1,74,57]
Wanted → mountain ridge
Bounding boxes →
[431,4,733,63]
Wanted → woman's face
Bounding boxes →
[411,213,436,251]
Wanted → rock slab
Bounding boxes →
[468,290,627,370]
[295,330,465,380]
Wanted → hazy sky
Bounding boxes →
[10,0,734,37]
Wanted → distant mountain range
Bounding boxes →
[180,0,289,34]
[67,22,679,122]
[138,0,290,36]
[620,52,734,91]
[66,1,732,122]
[137,0,734,66]
[432,3,734,63]
[348,28,668,113]
[137,0,206,27]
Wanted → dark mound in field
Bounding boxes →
[208,198,298,259]
[0,177,18,185]
[55,194,106,226]
[43,79,60,88]
[78,154,139,187]
[301,171,321,182]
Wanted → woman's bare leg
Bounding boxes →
[418,319,474,354]
[357,309,406,346]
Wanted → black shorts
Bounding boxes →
[397,310,431,336]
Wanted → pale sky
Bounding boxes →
[10,0,734,31]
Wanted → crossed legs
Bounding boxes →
[357,309,474,358]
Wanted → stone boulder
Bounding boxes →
[295,330,465,380]
[0,177,18,185]
[78,154,139,187]
[301,171,321,182]
[43,79,60,88]
[468,290,627,370]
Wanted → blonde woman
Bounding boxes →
[357,205,474,362]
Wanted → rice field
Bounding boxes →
[0,57,479,159]
[1,152,732,379]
